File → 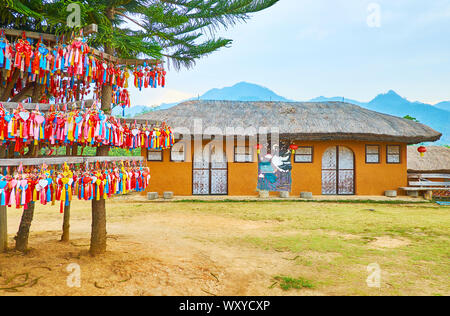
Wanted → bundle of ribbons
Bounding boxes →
[0,30,165,109]
[0,103,174,154]
[0,162,150,213]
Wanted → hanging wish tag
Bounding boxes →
[35,115,44,125]
[19,111,30,121]
[38,179,48,188]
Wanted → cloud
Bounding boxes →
[128,86,194,107]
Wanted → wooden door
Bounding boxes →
[322,146,355,195]
[193,144,228,195]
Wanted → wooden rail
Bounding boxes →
[401,173,450,200]
[1,101,161,126]
[3,24,98,41]
[408,174,450,179]
[2,25,161,66]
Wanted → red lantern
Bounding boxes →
[418,146,427,157]
[256,144,263,155]
[290,144,299,154]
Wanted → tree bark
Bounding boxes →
[60,137,72,242]
[10,82,35,102]
[14,82,42,252]
[0,69,20,101]
[15,202,35,252]
[7,142,15,158]
[60,145,78,242]
[89,26,114,255]
[61,204,71,242]
[0,205,7,253]
[32,83,43,103]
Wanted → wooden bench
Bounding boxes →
[401,174,450,200]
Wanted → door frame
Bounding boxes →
[192,143,229,196]
[321,146,356,195]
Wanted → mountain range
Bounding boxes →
[115,82,449,145]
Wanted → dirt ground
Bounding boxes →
[0,198,448,296]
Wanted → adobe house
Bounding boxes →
[140,100,441,196]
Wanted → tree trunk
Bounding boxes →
[14,83,42,252]
[89,198,107,255]
[89,32,114,255]
[0,69,20,101]
[0,205,7,253]
[32,83,43,103]
[60,145,78,242]
[61,204,71,242]
[15,202,35,252]
[90,136,110,254]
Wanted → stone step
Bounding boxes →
[147,192,159,200]
[385,190,397,198]
[300,192,313,199]
[163,191,174,200]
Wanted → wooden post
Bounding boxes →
[0,206,7,252]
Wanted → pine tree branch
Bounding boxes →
[10,82,35,102]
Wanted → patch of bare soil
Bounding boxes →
[0,211,323,296]
[369,236,411,249]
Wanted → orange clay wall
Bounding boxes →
[290,141,408,196]
[143,148,193,196]
[145,140,408,196]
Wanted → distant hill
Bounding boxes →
[314,90,450,145]
[112,105,157,117]
[309,96,365,106]
[129,81,291,112]
[434,101,450,112]
[123,82,449,145]
[200,82,291,102]
[321,90,450,144]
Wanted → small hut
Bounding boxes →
[140,100,441,196]
[408,146,450,174]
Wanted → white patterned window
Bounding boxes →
[148,150,163,161]
[234,146,253,163]
[171,142,186,162]
[366,145,380,164]
[294,147,313,163]
[387,145,401,164]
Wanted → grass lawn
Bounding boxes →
[0,199,448,296]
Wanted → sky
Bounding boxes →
[129,0,450,106]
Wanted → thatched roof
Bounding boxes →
[140,100,442,143]
[408,146,450,173]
